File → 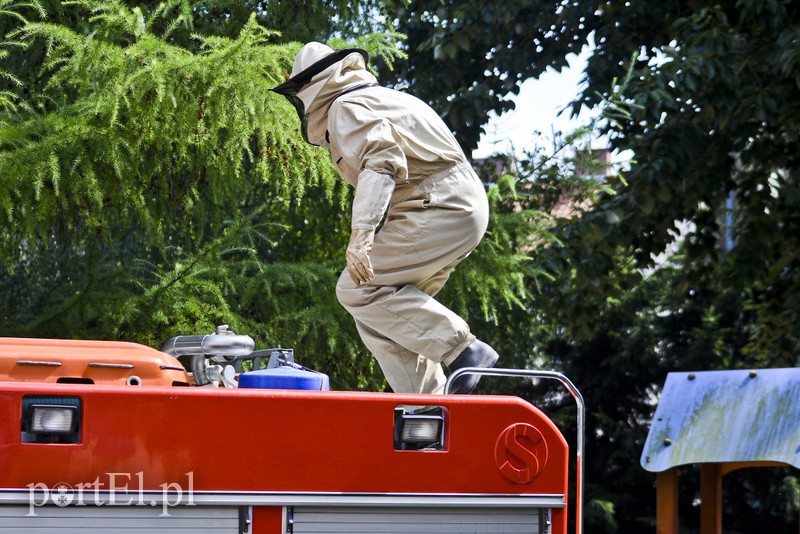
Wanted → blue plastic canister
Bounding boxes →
[238,367,330,391]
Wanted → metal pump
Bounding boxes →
[160,325,255,387]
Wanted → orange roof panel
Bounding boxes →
[0,337,190,386]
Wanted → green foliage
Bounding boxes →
[3,1,797,530]
[438,1,800,532]
[400,1,800,529]
[0,3,333,252]
[722,468,800,529]
[0,0,390,385]
[391,0,800,366]
[388,0,597,150]
[585,499,618,534]
[0,1,546,395]
[0,0,43,108]
[580,0,800,366]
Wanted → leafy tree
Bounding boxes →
[0,0,360,381]
[387,0,595,151]
[5,1,796,530]
[390,0,800,531]
[0,0,541,393]
[392,0,800,362]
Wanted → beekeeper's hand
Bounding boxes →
[346,227,375,285]
[346,169,395,285]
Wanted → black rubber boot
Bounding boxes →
[448,339,499,394]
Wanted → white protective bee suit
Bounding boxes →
[272,42,499,395]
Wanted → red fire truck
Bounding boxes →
[0,326,584,533]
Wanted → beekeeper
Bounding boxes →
[271,42,499,395]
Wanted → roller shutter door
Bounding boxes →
[0,505,241,533]
[290,506,550,534]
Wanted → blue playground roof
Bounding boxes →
[641,368,800,472]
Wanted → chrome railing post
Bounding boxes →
[445,368,585,534]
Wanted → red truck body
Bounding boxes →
[0,336,575,534]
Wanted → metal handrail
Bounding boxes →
[445,368,585,534]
